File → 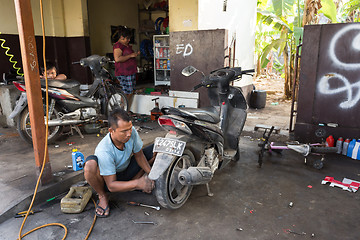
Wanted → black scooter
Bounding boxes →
[9,55,128,144]
[149,66,254,209]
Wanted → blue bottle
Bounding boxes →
[347,139,356,158]
[72,149,84,171]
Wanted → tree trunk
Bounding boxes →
[302,0,321,25]
[284,42,291,99]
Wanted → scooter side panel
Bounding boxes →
[224,108,247,149]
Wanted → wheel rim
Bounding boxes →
[108,93,127,112]
[167,154,193,205]
[23,109,61,140]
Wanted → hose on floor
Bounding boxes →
[17,0,97,239]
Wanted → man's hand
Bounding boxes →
[137,174,154,193]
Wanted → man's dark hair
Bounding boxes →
[108,108,131,129]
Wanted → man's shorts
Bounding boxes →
[116,75,136,94]
[84,144,154,183]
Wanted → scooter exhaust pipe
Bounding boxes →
[47,119,84,127]
[178,167,213,185]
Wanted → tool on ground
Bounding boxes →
[150,97,162,121]
[15,210,42,218]
[127,201,160,210]
[287,230,306,235]
[132,220,156,225]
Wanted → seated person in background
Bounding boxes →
[40,61,67,80]
[83,108,156,217]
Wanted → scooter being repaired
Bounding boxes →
[149,66,254,209]
[9,55,128,144]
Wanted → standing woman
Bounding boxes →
[113,27,139,108]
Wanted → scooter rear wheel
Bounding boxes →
[155,149,195,209]
[17,106,63,144]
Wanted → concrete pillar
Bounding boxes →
[0,85,19,127]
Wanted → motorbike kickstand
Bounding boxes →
[206,183,214,197]
[70,125,84,138]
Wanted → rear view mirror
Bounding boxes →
[181,66,198,77]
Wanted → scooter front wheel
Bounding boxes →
[155,149,195,209]
[107,86,129,113]
[17,106,63,144]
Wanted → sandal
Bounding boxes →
[95,201,110,218]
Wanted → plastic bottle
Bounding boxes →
[326,135,335,147]
[347,139,356,158]
[156,59,160,69]
[342,138,350,155]
[353,140,360,160]
[72,149,84,171]
[336,137,343,154]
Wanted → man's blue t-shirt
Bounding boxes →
[95,127,143,176]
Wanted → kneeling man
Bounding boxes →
[84,108,155,217]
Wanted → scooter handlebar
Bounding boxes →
[191,83,203,92]
[242,69,255,75]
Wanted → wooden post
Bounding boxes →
[14,0,52,185]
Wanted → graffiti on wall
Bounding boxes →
[175,43,193,57]
[318,25,360,109]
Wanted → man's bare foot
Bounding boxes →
[96,194,110,217]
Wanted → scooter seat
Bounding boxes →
[176,107,220,124]
[41,79,80,89]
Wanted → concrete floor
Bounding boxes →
[1,103,360,239]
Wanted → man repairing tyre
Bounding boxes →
[84,108,155,217]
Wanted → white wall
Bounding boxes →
[198,0,256,86]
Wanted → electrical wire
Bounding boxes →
[17,0,97,239]
[0,32,24,76]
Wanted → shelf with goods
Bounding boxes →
[153,34,170,86]
[137,5,169,70]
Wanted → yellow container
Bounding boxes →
[60,186,92,213]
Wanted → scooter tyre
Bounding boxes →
[155,149,195,209]
[17,106,63,144]
[107,86,129,114]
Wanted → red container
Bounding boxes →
[326,135,335,147]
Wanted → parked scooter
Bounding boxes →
[149,66,254,209]
[9,55,128,144]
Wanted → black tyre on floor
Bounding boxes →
[310,146,337,154]
[17,106,63,144]
[154,149,196,209]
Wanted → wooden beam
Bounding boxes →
[14,0,52,185]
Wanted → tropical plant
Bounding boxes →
[256,0,357,99]
[256,0,304,99]
[338,0,360,22]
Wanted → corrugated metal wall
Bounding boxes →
[295,23,360,142]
